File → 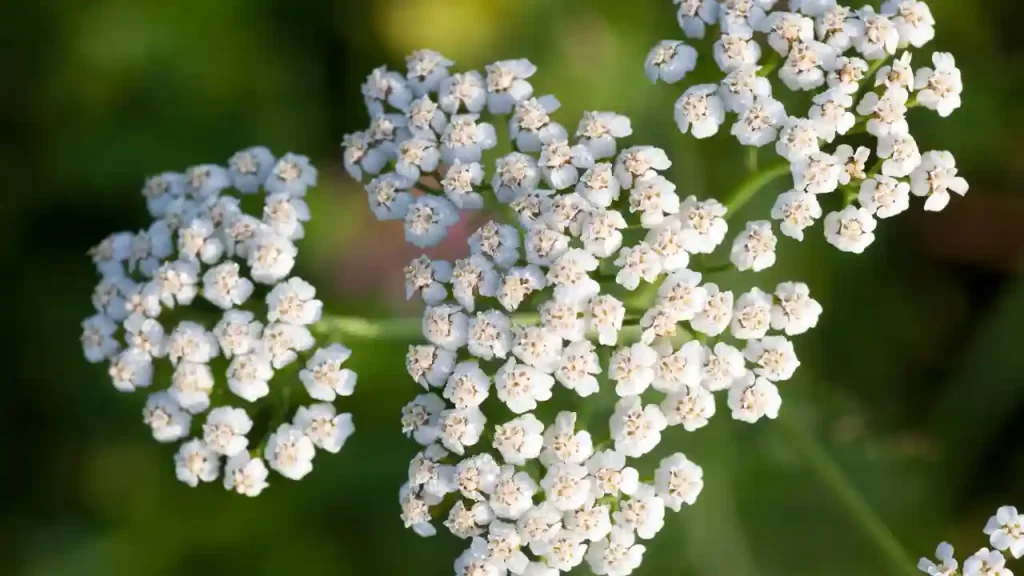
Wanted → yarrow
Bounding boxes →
[82,147,356,496]
[649,0,968,256]
[918,504,1022,576]
[345,48,828,576]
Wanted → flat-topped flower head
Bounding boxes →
[645,40,699,84]
[910,150,968,212]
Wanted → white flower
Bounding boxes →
[405,49,453,96]
[775,117,822,161]
[409,444,457,501]
[728,373,782,423]
[510,188,555,231]
[810,89,855,142]
[679,196,728,253]
[261,322,315,369]
[222,214,263,259]
[152,259,200,308]
[645,40,698,84]
[629,174,680,229]
[524,227,570,267]
[779,41,836,91]
[481,520,531,573]
[855,7,900,60]
[713,33,761,72]
[541,412,594,467]
[911,150,969,212]
[587,450,640,499]
[614,243,662,291]
[581,209,628,258]
[918,542,958,576]
[167,321,218,366]
[470,221,521,268]
[883,0,935,48]
[645,219,691,272]
[674,84,726,139]
[266,277,322,326]
[610,396,667,458]
[423,305,469,351]
[497,266,547,312]
[875,51,915,92]
[654,454,704,511]
[294,403,355,453]
[491,465,539,520]
[510,96,564,153]
[174,439,219,487]
[858,87,910,139]
[614,146,671,190]
[984,506,1024,560]
[614,485,666,539]
[576,111,632,160]
[300,343,357,401]
[541,464,593,512]
[468,311,513,361]
[827,55,869,94]
[438,70,486,114]
[184,164,231,199]
[608,343,658,397]
[651,340,702,393]
[224,453,270,497]
[485,58,536,115]
[701,342,747,391]
[657,270,708,321]
[493,413,545,467]
[588,294,626,346]
[202,406,252,457]
[495,358,555,414]
[441,115,498,165]
[835,144,871,185]
[400,482,437,538]
[586,527,646,576]
[452,255,501,312]
[452,546,497,575]
[341,131,373,181]
[732,97,788,146]
[577,163,622,208]
[730,220,777,272]
[718,0,770,36]
[661,384,716,431]
[227,353,274,402]
[492,152,540,204]
[442,160,485,210]
[141,172,185,217]
[404,255,452,306]
[744,335,800,381]
[454,454,500,503]
[362,66,413,116]
[406,344,457,390]
[405,195,459,248]
[771,282,823,336]
[540,299,586,341]
[402,393,446,446]
[365,173,414,221]
[794,151,843,194]
[142,391,191,442]
[555,340,602,397]
[263,193,310,241]
[265,153,317,197]
[824,206,877,253]
[691,283,733,337]
[539,136,595,190]
[719,65,773,113]
[247,230,297,285]
[859,175,911,218]
[439,407,486,456]
[444,361,492,409]
[265,423,316,480]
[963,548,1011,576]
[771,190,822,241]
[914,52,962,117]
[201,262,254,310]
[123,313,167,359]
[511,325,562,374]
[543,192,590,235]
[731,287,773,339]
[878,133,922,178]
[815,4,864,52]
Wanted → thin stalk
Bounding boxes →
[745,146,759,173]
[776,416,919,576]
[723,162,790,218]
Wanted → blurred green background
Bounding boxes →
[3,0,1023,574]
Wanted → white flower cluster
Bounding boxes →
[81,149,355,495]
[344,51,825,576]
[654,0,968,258]
[918,505,1023,576]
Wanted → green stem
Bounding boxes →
[723,162,790,218]
[776,416,919,576]
[745,146,759,173]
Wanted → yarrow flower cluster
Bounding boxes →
[918,505,1022,576]
[81,148,356,495]
[345,49,827,576]
[653,0,968,256]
